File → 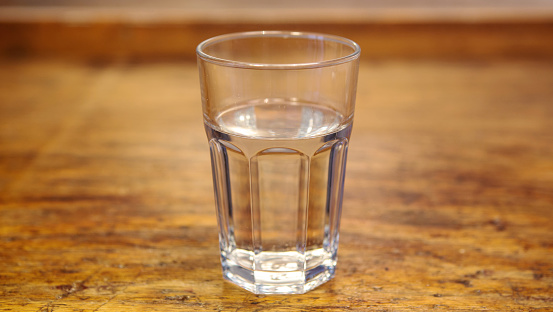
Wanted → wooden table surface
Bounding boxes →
[1,57,552,311]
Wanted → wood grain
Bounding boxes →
[2,21,553,62]
[1,0,553,61]
[1,58,553,311]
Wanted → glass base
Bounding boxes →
[221,249,336,295]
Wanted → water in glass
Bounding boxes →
[205,98,352,294]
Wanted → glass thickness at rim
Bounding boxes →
[196,31,361,70]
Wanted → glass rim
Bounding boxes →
[196,30,361,69]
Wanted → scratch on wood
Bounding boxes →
[235,293,252,311]
[37,302,55,312]
[92,268,142,311]
[54,269,98,299]
[92,293,119,312]
[55,281,88,299]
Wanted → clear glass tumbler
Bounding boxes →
[197,31,360,294]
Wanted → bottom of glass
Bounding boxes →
[221,248,336,295]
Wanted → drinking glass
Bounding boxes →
[197,31,360,294]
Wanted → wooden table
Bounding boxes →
[1,57,552,311]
